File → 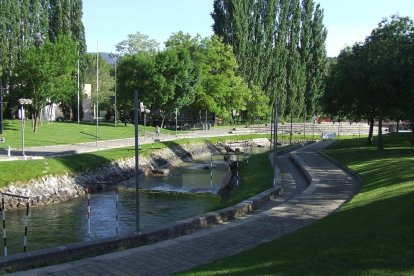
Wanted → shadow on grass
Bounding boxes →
[147,140,219,168]
[55,152,112,172]
[3,121,20,131]
[181,190,414,276]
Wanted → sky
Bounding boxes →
[83,0,414,57]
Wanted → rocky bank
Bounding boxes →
[0,143,228,210]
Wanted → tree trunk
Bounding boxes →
[377,106,384,151]
[161,115,165,128]
[367,118,374,145]
[33,109,39,133]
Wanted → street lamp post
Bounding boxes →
[114,55,118,127]
[273,101,278,187]
[175,108,178,136]
[139,102,150,141]
[18,99,32,159]
[96,41,99,147]
[77,58,80,124]
[0,80,4,142]
[134,90,140,234]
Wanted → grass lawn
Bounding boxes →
[0,119,175,149]
[214,149,274,210]
[179,133,414,275]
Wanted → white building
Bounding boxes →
[82,84,94,121]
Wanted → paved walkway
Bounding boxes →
[10,140,359,275]
[0,127,263,161]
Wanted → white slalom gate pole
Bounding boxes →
[87,188,91,234]
[116,187,119,235]
[2,195,6,257]
[210,156,213,190]
[236,154,239,186]
[23,196,29,252]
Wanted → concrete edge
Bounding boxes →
[0,186,282,273]
[318,151,362,194]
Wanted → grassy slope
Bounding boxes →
[179,133,414,276]
[0,120,164,149]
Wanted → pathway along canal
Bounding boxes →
[2,155,232,256]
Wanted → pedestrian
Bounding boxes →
[155,125,160,137]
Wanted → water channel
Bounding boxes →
[2,155,232,256]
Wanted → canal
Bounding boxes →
[2,155,231,256]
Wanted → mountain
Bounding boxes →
[88,52,115,66]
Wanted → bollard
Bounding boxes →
[7,146,10,158]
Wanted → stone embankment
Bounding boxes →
[0,141,265,210]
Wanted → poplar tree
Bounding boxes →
[300,0,314,117]
[211,0,327,120]
[286,0,305,119]
[49,0,64,42]
[273,0,290,114]
[309,4,327,116]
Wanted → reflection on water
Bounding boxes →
[1,155,229,256]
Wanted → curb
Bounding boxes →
[318,151,362,196]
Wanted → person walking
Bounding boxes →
[155,125,160,137]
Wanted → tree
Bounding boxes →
[195,35,251,121]
[0,0,86,120]
[115,32,159,56]
[365,15,414,150]
[117,52,157,112]
[323,15,414,149]
[286,0,306,136]
[300,0,314,116]
[211,0,327,124]
[307,3,327,117]
[84,53,115,119]
[156,47,200,124]
[13,35,78,131]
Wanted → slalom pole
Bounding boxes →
[210,156,213,190]
[23,197,29,252]
[87,188,91,234]
[236,154,239,186]
[1,195,6,256]
[115,187,119,235]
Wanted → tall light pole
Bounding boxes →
[114,54,118,127]
[18,99,32,159]
[139,102,150,141]
[0,80,4,142]
[273,101,278,187]
[96,41,99,147]
[134,90,140,234]
[175,108,178,136]
[77,57,80,124]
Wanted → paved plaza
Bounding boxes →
[9,140,359,275]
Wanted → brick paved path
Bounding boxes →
[10,141,359,275]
